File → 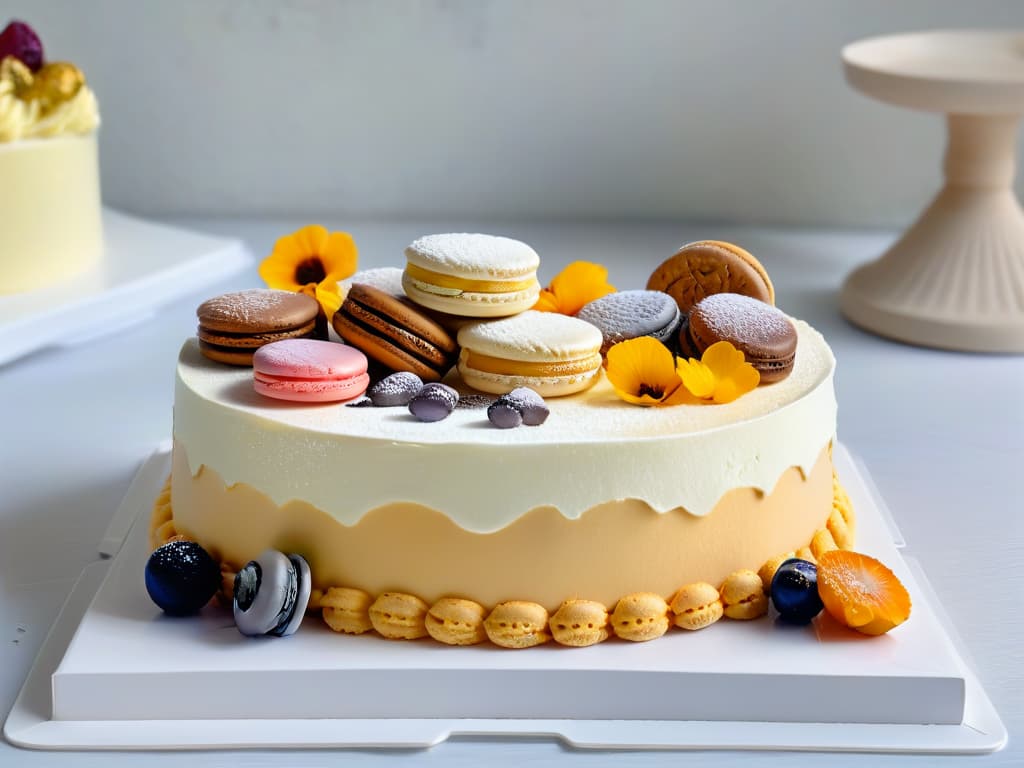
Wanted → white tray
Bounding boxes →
[0,209,251,366]
[2,445,1007,753]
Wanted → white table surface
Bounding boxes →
[1,217,1021,766]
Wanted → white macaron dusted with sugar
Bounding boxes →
[457,310,604,397]
[402,233,541,317]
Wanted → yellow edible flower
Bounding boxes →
[533,261,615,316]
[606,337,690,406]
[677,341,760,404]
[607,338,760,407]
[259,225,358,319]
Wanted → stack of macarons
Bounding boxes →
[332,283,458,382]
[196,289,321,366]
[391,232,609,397]
[195,230,798,408]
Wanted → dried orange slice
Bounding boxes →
[816,550,911,636]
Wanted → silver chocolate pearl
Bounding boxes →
[233,549,311,637]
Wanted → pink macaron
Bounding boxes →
[253,339,369,403]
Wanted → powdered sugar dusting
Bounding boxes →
[405,233,540,278]
[369,372,424,406]
[341,268,406,298]
[695,294,793,346]
[254,339,367,377]
[458,311,603,361]
[577,290,680,349]
[198,289,306,326]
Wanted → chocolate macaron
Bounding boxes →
[197,289,320,366]
[680,293,797,383]
[332,283,458,381]
[647,240,775,315]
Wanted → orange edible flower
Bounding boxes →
[677,341,760,404]
[259,225,358,319]
[533,261,615,316]
[606,337,686,406]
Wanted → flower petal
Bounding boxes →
[321,231,359,280]
[606,337,680,405]
[677,357,716,399]
[661,380,701,406]
[258,258,302,291]
[538,261,616,315]
[700,341,759,403]
[532,289,561,313]
[712,361,760,404]
[314,281,343,319]
[292,224,329,257]
[701,341,746,379]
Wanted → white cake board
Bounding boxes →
[2,444,1007,753]
[0,209,251,366]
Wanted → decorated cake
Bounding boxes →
[0,20,102,294]
[148,228,911,647]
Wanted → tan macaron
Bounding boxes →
[720,570,769,620]
[457,310,603,397]
[368,592,429,639]
[610,593,670,641]
[670,582,724,631]
[549,599,609,647]
[647,240,774,316]
[484,601,550,648]
[425,597,488,646]
[321,587,375,635]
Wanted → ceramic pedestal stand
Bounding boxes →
[841,31,1024,353]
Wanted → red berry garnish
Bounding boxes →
[0,21,44,72]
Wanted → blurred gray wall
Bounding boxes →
[11,0,1024,226]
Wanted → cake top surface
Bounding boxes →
[176,319,833,447]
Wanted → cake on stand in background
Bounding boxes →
[0,19,252,368]
[0,20,101,295]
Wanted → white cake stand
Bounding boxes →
[841,30,1024,353]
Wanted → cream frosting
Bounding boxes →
[0,79,38,141]
[0,78,99,142]
[174,319,837,533]
[28,85,99,138]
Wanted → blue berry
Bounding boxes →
[770,558,823,624]
[145,541,221,616]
